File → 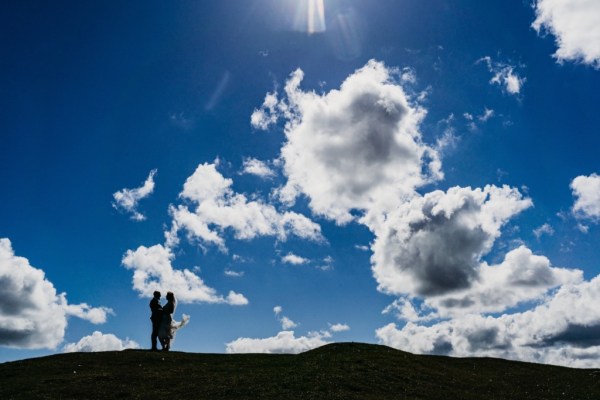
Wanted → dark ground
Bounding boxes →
[1,342,599,399]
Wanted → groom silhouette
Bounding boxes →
[149,291,163,351]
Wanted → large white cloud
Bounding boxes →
[112,169,157,221]
[370,185,581,317]
[247,61,590,367]
[377,273,600,368]
[533,0,600,68]
[427,245,582,316]
[0,238,112,349]
[571,173,600,221]
[63,331,140,353]
[371,185,533,298]
[252,60,442,224]
[122,244,248,305]
[166,162,323,251]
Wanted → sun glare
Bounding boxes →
[291,0,326,34]
[307,0,326,34]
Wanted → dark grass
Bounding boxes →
[2,342,599,399]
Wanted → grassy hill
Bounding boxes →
[2,342,599,399]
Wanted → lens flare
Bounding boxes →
[307,0,326,34]
[291,0,326,34]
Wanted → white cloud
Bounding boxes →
[382,297,438,323]
[533,223,555,239]
[329,323,350,332]
[62,303,114,324]
[224,269,244,278]
[377,273,600,368]
[280,316,298,330]
[369,185,582,317]
[227,308,350,354]
[0,238,112,349]
[273,305,298,329]
[112,169,157,221]
[370,185,533,298]
[478,108,495,122]
[533,0,600,68]
[225,330,328,354]
[63,331,140,353]
[427,245,582,316]
[167,162,323,251]
[241,158,276,178]
[251,92,280,130]
[121,244,248,305]
[478,57,525,95]
[281,253,309,265]
[315,255,334,271]
[571,173,600,221]
[463,108,495,131]
[253,60,442,224]
[380,251,577,324]
[400,67,417,84]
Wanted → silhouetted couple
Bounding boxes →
[150,291,176,351]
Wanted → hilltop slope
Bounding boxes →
[2,342,599,399]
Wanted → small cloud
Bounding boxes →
[226,291,249,306]
[464,108,495,131]
[478,108,495,122]
[316,256,334,271]
[224,270,244,278]
[329,323,350,332]
[463,113,477,131]
[281,253,310,265]
[571,173,600,223]
[354,245,369,251]
[497,169,509,182]
[400,67,417,84]
[533,223,555,240]
[241,158,276,179]
[478,56,525,95]
[273,306,298,329]
[577,223,589,234]
[112,169,157,221]
[281,316,298,330]
[169,112,195,131]
[63,303,114,325]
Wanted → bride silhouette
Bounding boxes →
[158,292,190,351]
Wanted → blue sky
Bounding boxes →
[2,0,600,367]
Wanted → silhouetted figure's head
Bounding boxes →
[153,291,161,299]
[166,291,175,303]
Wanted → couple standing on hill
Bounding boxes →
[150,291,176,351]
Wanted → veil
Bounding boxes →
[170,314,190,337]
[158,313,191,341]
